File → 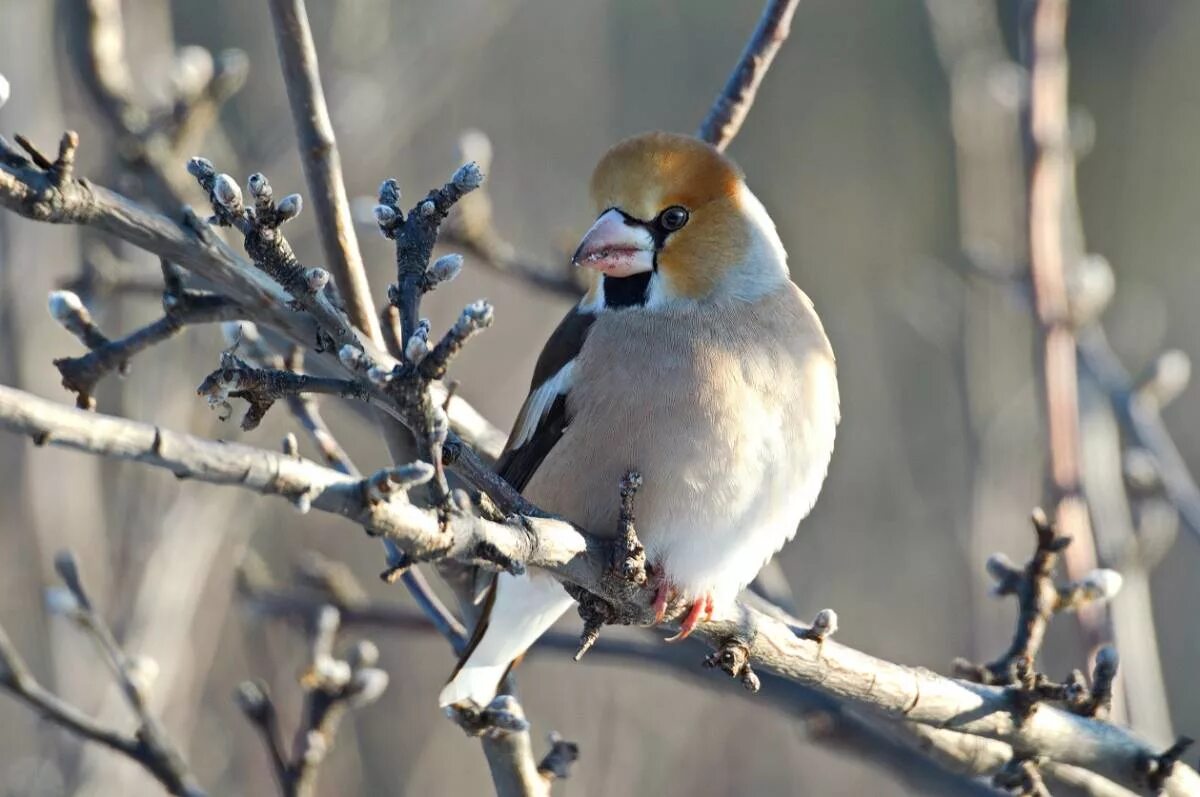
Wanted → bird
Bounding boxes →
[439,131,840,711]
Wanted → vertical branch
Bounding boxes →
[267,0,381,345]
[1019,0,1108,656]
[696,0,801,150]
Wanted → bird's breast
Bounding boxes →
[521,286,839,599]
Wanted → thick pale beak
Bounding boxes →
[571,209,655,278]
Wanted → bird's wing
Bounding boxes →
[495,305,595,491]
[441,304,595,709]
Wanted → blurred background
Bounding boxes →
[1,0,1197,794]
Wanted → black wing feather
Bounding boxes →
[495,306,595,491]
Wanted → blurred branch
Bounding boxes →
[953,508,1121,691]
[0,552,204,797]
[267,0,380,344]
[1080,332,1200,546]
[1020,0,1110,659]
[439,131,582,298]
[696,0,801,150]
[0,388,1195,794]
[67,0,248,207]
[235,606,389,797]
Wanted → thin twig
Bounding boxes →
[696,0,802,150]
[266,0,380,344]
[0,553,204,796]
[954,509,1121,688]
[236,606,389,797]
[1020,0,1111,664]
[51,277,240,409]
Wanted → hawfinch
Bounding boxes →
[439,131,839,710]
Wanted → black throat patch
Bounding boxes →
[603,272,652,308]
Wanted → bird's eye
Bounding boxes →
[659,206,689,232]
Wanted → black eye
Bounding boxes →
[659,206,689,232]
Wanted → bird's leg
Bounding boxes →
[664,591,715,643]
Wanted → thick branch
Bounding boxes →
[0,387,1193,795]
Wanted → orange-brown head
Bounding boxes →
[573,131,786,308]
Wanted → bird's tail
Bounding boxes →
[438,571,574,709]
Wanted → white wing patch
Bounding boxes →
[511,360,575,449]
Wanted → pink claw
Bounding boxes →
[665,592,714,643]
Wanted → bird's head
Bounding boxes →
[573,131,787,309]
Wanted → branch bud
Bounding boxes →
[807,608,839,641]
[378,178,401,208]
[276,193,303,222]
[47,290,85,323]
[453,300,494,337]
[405,334,430,364]
[304,267,330,294]
[1080,568,1123,603]
[213,49,250,97]
[234,680,270,719]
[170,46,214,101]
[125,655,160,700]
[451,161,484,191]
[338,344,365,370]
[247,172,272,205]
[349,667,390,707]
[1140,349,1191,408]
[366,365,394,385]
[429,253,464,285]
[212,172,243,211]
[373,204,397,226]
[43,586,81,616]
[349,640,380,669]
[186,156,215,180]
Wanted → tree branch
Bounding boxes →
[49,268,241,409]
[0,139,507,458]
[696,0,801,150]
[266,0,380,344]
[235,606,388,797]
[0,553,204,796]
[0,386,1193,795]
[1020,0,1110,659]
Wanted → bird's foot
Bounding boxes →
[652,578,671,625]
[664,592,714,643]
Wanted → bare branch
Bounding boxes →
[955,509,1121,688]
[0,553,204,796]
[0,387,1194,795]
[196,350,368,431]
[1020,0,1110,658]
[69,0,248,206]
[696,0,801,150]
[235,606,387,797]
[50,275,240,409]
[0,139,508,458]
[1080,329,1200,547]
[266,0,380,344]
[439,130,581,297]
